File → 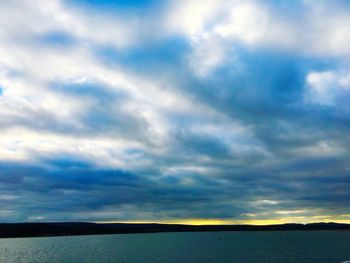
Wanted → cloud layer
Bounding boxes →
[0,0,350,223]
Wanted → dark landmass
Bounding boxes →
[0,222,349,238]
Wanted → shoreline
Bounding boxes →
[0,222,349,239]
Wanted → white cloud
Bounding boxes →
[214,2,271,45]
[188,37,227,77]
[0,0,257,171]
[0,1,166,165]
[165,0,225,38]
[306,70,350,105]
[166,0,350,76]
[292,140,346,158]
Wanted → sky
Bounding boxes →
[0,0,350,224]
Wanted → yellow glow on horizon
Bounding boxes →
[98,216,350,225]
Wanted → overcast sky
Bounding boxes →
[0,0,350,224]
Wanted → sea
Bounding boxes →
[0,231,349,263]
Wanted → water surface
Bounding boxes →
[0,231,350,263]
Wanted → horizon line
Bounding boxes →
[2,220,350,227]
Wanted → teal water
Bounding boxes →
[0,231,350,263]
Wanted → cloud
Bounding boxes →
[166,0,350,77]
[0,0,349,223]
[305,70,350,106]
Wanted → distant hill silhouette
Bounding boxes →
[0,222,349,238]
